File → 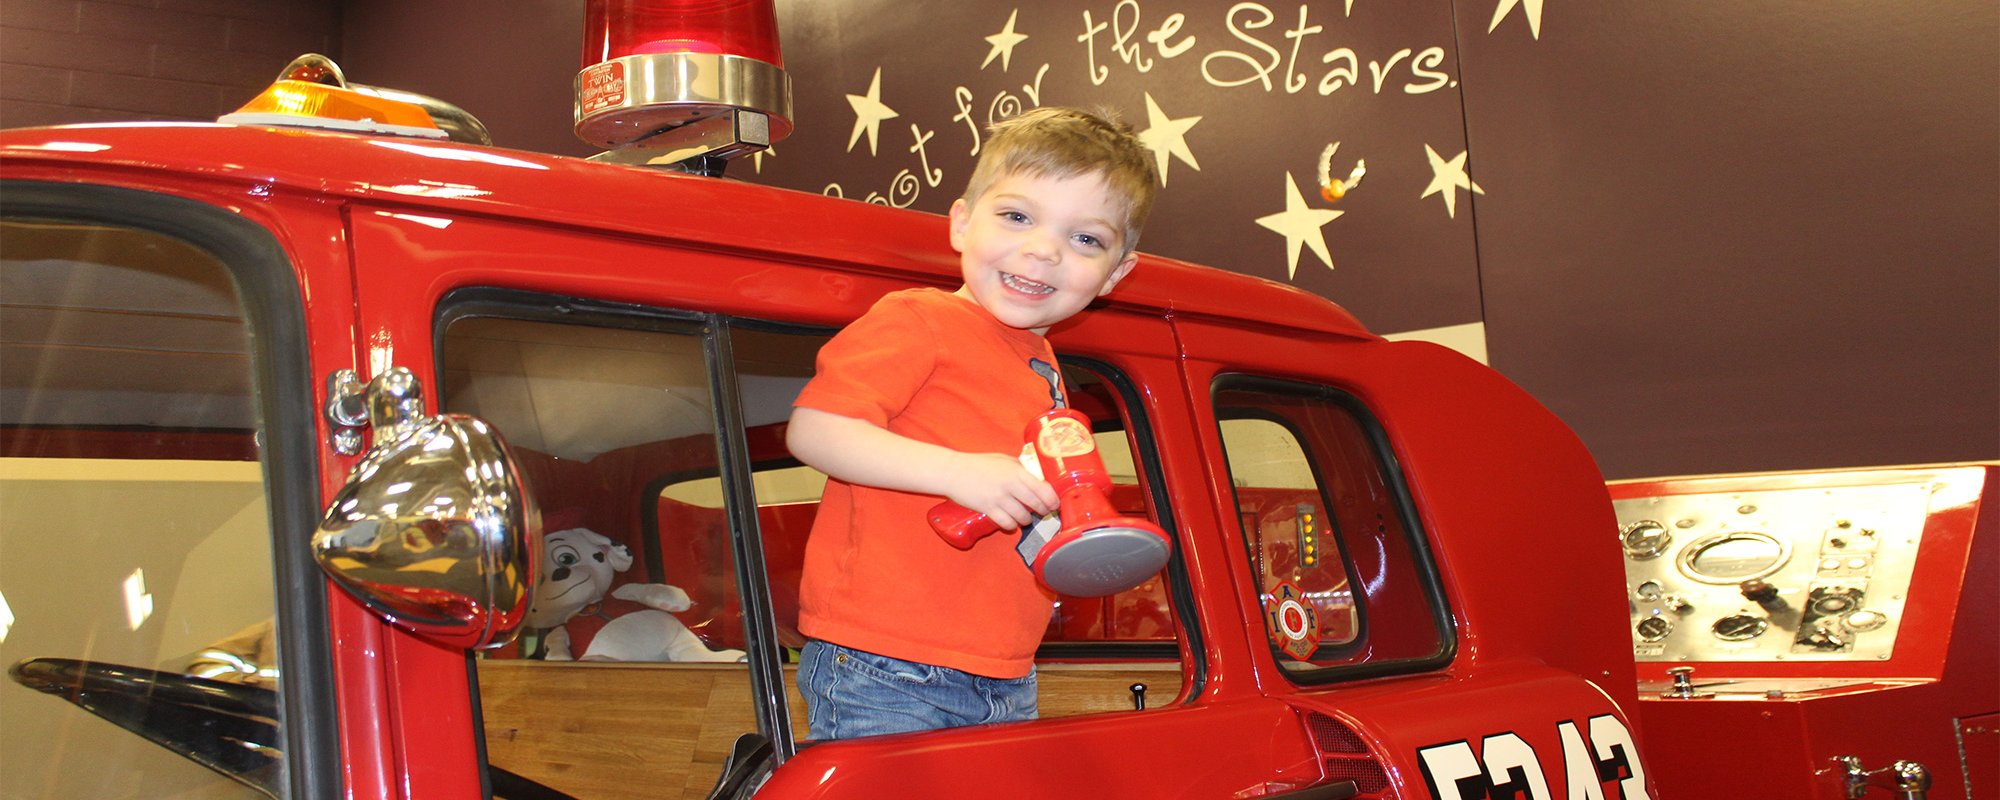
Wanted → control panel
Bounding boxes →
[1615,481,1931,662]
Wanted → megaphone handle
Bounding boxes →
[929,500,1003,550]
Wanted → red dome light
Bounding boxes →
[583,0,783,68]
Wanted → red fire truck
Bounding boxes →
[0,7,1991,799]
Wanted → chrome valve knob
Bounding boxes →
[1661,665,1708,699]
[1891,760,1931,800]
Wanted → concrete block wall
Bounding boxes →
[0,0,341,128]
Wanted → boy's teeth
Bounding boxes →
[1002,273,1054,294]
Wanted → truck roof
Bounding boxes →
[0,123,1376,342]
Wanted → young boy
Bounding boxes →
[785,107,1159,739]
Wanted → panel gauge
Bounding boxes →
[1620,519,1673,559]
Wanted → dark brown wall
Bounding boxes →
[0,0,341,128]
[338,0,588,157]
[1453,1,1999,477]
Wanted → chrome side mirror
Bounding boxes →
[313,367,540,650]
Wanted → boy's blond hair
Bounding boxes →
[961,106,1159,256]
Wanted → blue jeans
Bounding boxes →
[798,640,1038,740]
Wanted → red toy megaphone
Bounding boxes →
[928,408,1171,597]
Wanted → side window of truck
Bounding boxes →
[1214,377,1453,678]
[1,215,296,798]
[439,297,1186,798]
[438,305,760,799]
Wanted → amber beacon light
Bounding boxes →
[575,0,793,172]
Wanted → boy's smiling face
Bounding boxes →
[950,170,1139,335]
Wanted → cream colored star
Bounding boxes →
[1136,93,1201,186]
[1421,144,1484,218]
[751,144,776,174]
[1489,0,1543,39]
[845,68,900,156]
[982,9,1029,71]
[1255,172,1344,278]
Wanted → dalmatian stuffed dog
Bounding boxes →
[523,527,745,662]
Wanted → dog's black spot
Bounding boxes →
[552,566,570,582]
[593,552,605,562]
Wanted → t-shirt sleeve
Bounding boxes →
[793,293,937,427]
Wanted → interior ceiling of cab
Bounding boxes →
[441,317,813,464]
[443,320,717,462]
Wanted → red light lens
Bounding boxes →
[583,0,783,68]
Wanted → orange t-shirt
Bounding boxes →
[794,288,1064,678]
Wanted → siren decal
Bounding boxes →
[1417,715,1650,800]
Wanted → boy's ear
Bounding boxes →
[1098,252,1140,297]
[947,198,969,253]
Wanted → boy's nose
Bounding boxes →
[1022,231,1062,262]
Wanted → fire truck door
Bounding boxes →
[1172,316,1655,800]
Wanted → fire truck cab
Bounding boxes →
[0,73,1991,800]
[0,115,1656,799]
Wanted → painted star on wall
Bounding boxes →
[1489,0,1543,39]
[1255,172,1344,278]
[845,68,900,156]
[1136,93,1200,186]
[1421,144,1484,218]
[982,9,1029,71]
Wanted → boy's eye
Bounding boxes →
[1072,233,1105,249]
[1000,211,1029,224]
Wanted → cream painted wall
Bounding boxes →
[0,458,275,799]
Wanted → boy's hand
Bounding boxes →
[787,407,1058,528]
[942,452,1059,530]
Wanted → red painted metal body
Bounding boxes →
[31,120,1953,799]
